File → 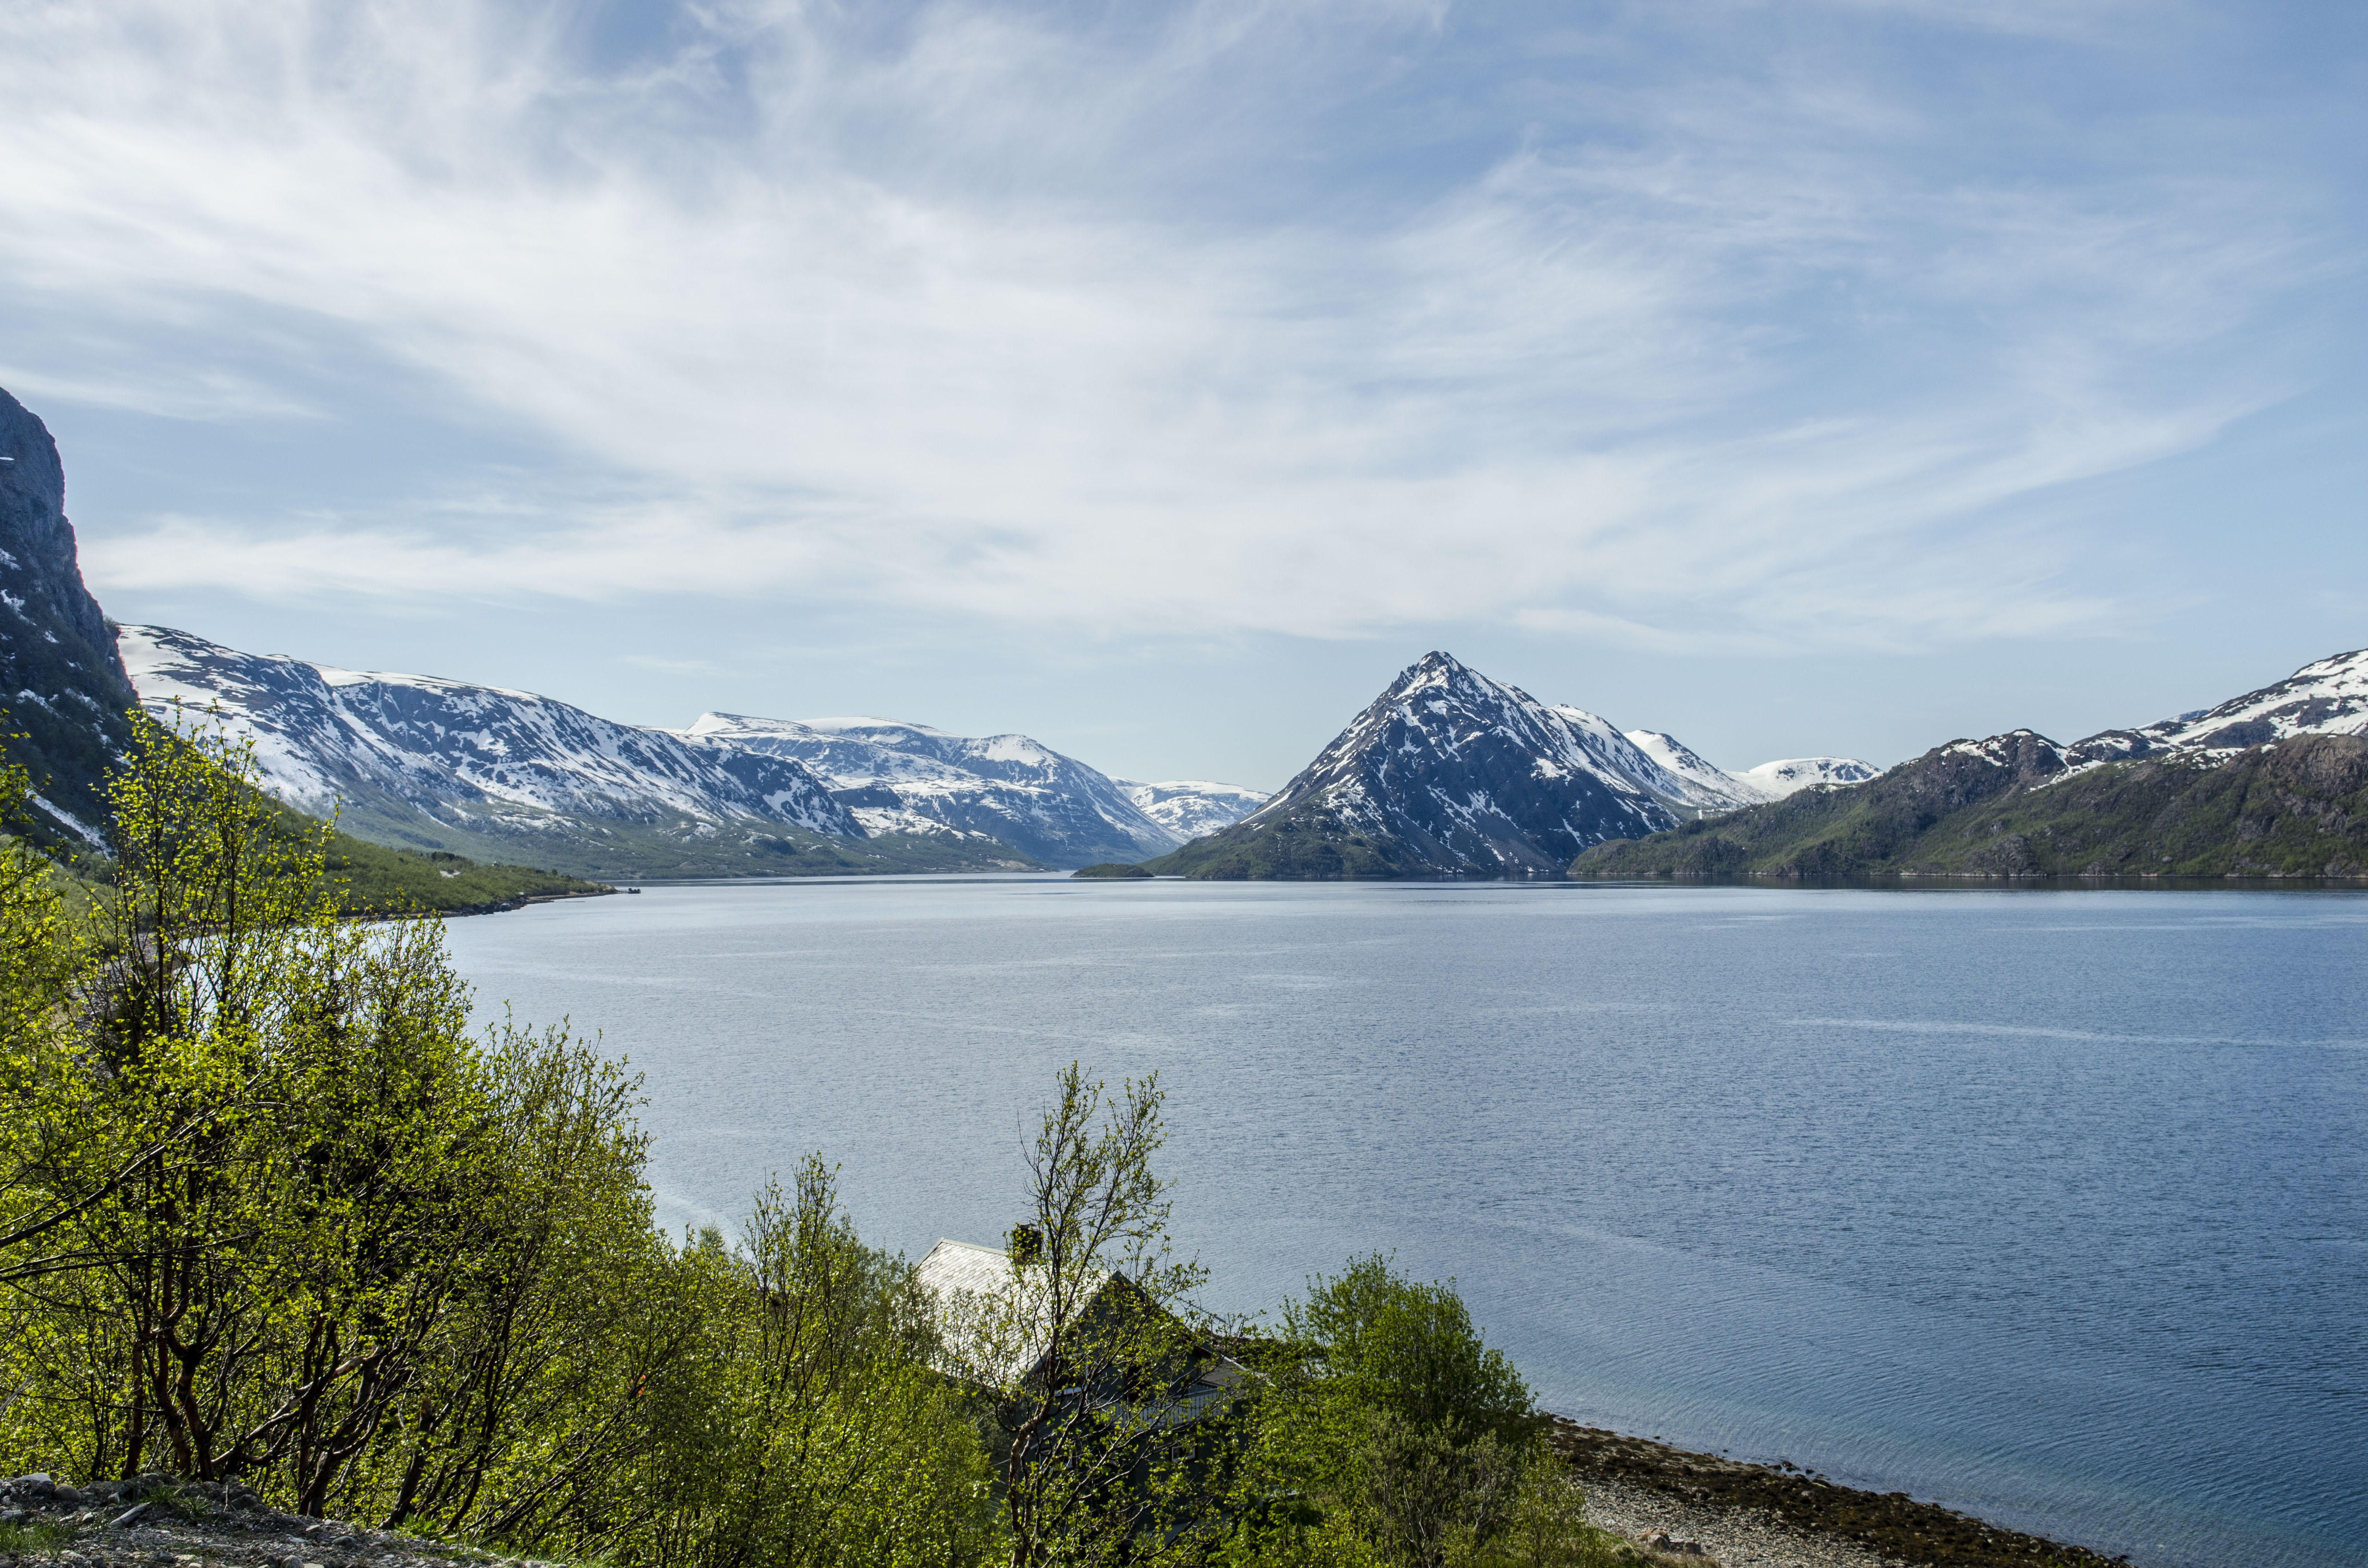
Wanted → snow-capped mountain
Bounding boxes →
[1732,756,1883,797]
[682,712,1180,867]
[1619,730,1764,811]
[1623,730,1877,805]
[2065,647,2368,771]
[119,625,865,876]
[1114,779,1269,840]
[1158,653,1753,878]
[1579,646,2368,882]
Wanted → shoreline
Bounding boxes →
[1545,1417,2129,1568]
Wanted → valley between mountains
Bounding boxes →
[5,380,2367,888]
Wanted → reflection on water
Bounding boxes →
[445,879,2368,1568]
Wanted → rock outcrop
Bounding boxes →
[0,387,139,847]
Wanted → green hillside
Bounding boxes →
[1572,732,2368,881]
[1138,801,1415,879]
[40,817,606,919]
[321,831,606,915]
[321,790,1045,880]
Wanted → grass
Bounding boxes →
[0,1517,75,1557]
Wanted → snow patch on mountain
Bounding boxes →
[2064,646,2368,775]
[119,625,857,836]
[1619,729,1770,811]
[1733,756,1883,797]
[1113,779,1269,841]
[1234,653,1687,874]
[684,711,1179,866]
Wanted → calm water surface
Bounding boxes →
[443,879,2367,1568]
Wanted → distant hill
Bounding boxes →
[1144,651,1838,879]
[321,829,609,916]
[1575,649,2368,882]
[0,388,140,851]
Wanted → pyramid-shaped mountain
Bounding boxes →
[1145,652,1736,879]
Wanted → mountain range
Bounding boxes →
[121,628,1260,877]
[1575,649,2368,881]
[5,377,2359,888]
[1144,653,1872,879]
[680,712,1180,866]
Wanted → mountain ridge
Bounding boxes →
[1574,647,2368,881]
[682,711,1184,867]
[119,625,1043,880]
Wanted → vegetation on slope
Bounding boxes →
[323,789,1046,880]
[1572,733,2368,881]
[1139,803,1415,880]
[319,832,605,914]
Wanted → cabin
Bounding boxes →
[914,1233,1252,1425]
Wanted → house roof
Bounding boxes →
[914,1237,1252,1419]
[916,1237,1103,1387]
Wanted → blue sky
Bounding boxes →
[4,0,2364,788]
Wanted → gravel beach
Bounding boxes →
[1547,1417,2127,1568]
[1582,1470,1911,1568]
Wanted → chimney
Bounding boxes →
[1007,1223,1043,1266]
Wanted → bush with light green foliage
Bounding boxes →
[1213,1255,1631,1568]
[0,712,997,1568]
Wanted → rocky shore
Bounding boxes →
[0,1474,530,1568]
[1546,1418,2129,1568]
[2,1438,2133,1568]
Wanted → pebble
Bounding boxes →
[1583,1473,1912,1568]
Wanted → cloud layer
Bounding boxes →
[2,0,2344,654]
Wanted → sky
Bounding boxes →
[3,0,2364,790]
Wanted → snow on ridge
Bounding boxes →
[1113,779,1269,840]
[1251,653,1861,860]
[1734,756,1881,798]
[685,708,1180,863]
[794,715,952,736]
[2047,645,2368,783]
[1940,731,2048,766]
[118,625,855,835]
[2121,645,2368,754]
[1621,728,1772,809]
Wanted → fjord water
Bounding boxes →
[443,880,2367,1568]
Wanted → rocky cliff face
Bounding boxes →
[0,387,138,846]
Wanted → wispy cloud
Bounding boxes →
[0,0,2339,655]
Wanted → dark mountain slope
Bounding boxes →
[1572,731,2368,880]
[0,388,139,850]
[1146,652,1681,879]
